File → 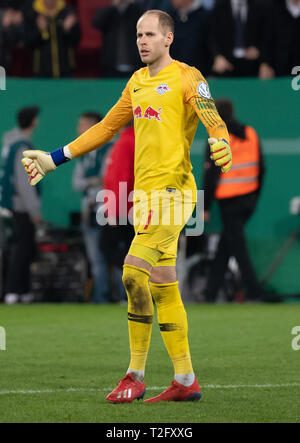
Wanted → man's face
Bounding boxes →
[136,15,173,65]
[77,117,97,136]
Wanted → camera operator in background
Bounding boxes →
[72,112,112,303]
[203,98,265,302]
[0,106,42,304]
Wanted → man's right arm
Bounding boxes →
[68,84,132,158]
[22,81,133,186]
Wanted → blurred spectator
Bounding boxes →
[0,3,24,73]
[136,0,170,10]
[25,0,80,78]
[203,98,265,302]
[0,106,42,304]
[101,121,135,302]
[137,0,215,12]
[0,1,27,6]
[210,0,267,77]
[259,0,300,79]
[201,0,215,9]
[72,112,112,303]
[93,0,143,77]
[168,0,211,75]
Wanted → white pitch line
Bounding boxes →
[0,383,300,396]
[203,383,300,389]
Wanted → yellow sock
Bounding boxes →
[150,281,194,375]
[123,264,154,372]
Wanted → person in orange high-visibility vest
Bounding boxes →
[203,98,265,302]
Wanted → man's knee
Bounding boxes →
[122,264,153,314]
[122,265,137,293]
[122,264,150,289]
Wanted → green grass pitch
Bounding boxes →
[0,303,299,423]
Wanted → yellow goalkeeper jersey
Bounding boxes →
[68,60,229,198]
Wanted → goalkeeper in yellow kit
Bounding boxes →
[22,10,232,403]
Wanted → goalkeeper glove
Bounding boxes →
[22,148,70,186]
[208,138,232,173]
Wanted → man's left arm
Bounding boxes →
[183,66,232,173]
[203,141,221,212]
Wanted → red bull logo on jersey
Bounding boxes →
[133,106,162,122]
[133,105,143,119]
[144,106,162,121]
[156,83,170,95]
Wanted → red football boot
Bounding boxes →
[144,378,201,403]
[106,374,146,403]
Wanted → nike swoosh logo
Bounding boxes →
[137,232,150,235]
[134,88,142,93]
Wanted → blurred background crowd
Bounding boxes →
[0,0,299,79]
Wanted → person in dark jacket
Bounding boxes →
[93,0,143,78]
[203,98,265,302]
[210,0,268,77]
[25,0,80,78]
[0,106,42,304]
[259,0,300,78]
[168,0,211,75]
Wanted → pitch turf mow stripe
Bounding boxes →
[1,383,300,396]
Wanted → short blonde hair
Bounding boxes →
[140,10,174,35]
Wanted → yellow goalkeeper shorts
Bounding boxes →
[128,188,195,262]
